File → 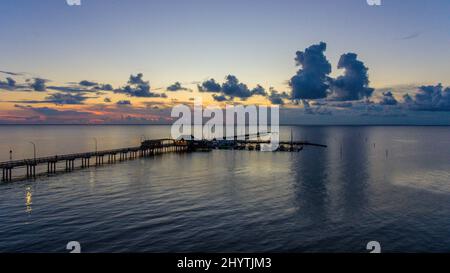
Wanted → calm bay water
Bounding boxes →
[0,125,450,253]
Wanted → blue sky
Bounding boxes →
[0,0,450,124]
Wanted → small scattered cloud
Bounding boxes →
[400,31,421,40]
[221,75,253,99]
[45,93,93,105]
[128,73,147,85]
[332,102,354,108]
[268,88,289,105]
[302,100,332,115]
[30,78,47,92]
[212,94,228,102]
[79,80,98,87]
[0,70,23,76]
[198,78,222,92]
[47,85,88,93]
[98,84,113,91]
[404,84,450,111]
[403,93,413,104]
[199,75,266,101]
[379,91,398,105]
[166,82,189,92]
[115,73,164,98]
[6,92,95,105]
[14,104,93,117]
[251,85,267,96]
[116,100,132,106]
[0,77,17,90]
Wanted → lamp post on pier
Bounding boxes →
[29,142,36,161]
[93,138,98,154]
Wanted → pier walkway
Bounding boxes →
[1,139,187,182]
[1,137,326,182]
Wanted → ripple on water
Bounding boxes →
[1,126,450,252]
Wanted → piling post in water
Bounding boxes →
[26,163,35,178]
[3,168,12,181]
[3,167,12,181]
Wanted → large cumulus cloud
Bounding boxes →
[330,53,374,101]
[289,42,332,100]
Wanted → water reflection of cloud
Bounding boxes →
[393,170,450,195]
[289,127,330,221]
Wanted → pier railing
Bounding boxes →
[1,137,326,182]
[1,139,188,182]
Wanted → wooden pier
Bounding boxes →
[1,139,188,182]
[1,137,326,182]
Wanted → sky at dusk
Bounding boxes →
[1,0,450,124]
